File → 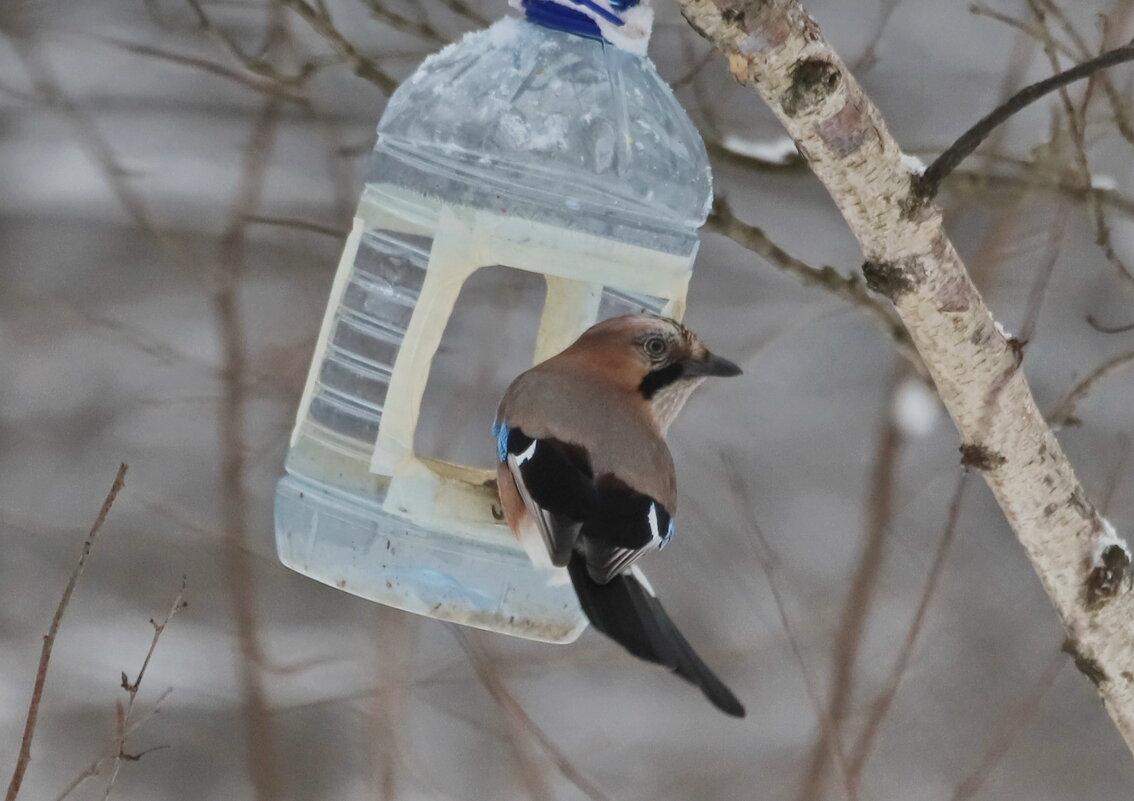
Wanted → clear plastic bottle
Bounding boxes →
[275,7,712,643]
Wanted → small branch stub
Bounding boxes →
[1086,545,1131,608]
[782,58,840,117]
[1086,520,1133,610]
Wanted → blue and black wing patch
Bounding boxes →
[496,423,598,566]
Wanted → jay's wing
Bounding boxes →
[498,425,597,566]
[495,425,673,580]
[579,480,674,585]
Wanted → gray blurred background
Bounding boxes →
[3,0,1134,799]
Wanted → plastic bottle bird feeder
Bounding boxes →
[275,2,712,643]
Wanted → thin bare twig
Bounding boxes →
[704,197,917,366]
[53,689,173,801]
[794,371,905,801]
[1027,1,1134,287]
[847,475,969,781]
[1086,315,1134,334]
[1101,435,1131,515]
[5,463,129,801]
[1049,349,1134,428]
[214,91,285,801]
[1015,201,1068,346]
[434,0,490,28]
[368,607,417,801]
[276,0,399,93]
[949,161,1134,220]
[3,33,204,281]
[357,0,447,44]
[722,458,854,797]
[244,214,348,238]
[852,0,902,73]
[704,138,806,172]
[958,27,1037,288]
[89,34,310,103]
[949,651,1066,801]
[184,0,322,86]
[1034,0,1134,147]
[454,630,613,801]
[673,44,716,88]
[102,579,189,800]
[912,41,1134,203]
[969,4,1074,60]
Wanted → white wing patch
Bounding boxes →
[647,503,660,541]
[514,439,537,465]
[630,565,656,597]
[587,502,673,583]
[507,450,553,565]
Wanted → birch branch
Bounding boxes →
[677,0,1134,754]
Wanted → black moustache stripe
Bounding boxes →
[638,363,685,399]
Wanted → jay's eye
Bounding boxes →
[644,336,667,358]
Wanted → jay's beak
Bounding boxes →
[682,351,743,378]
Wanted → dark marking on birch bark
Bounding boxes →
[721,6,747,26]
[862,260,914,299]
[936,274,977,313]
[930,231,948,261]
[1068,488,1093,518]
[1086,544,1130,609]
[782,59,840,117]
[815,100,865,156]
[1063,638,1108,685]
[959,443,1007,471]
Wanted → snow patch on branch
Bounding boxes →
[721,135,799,164]
[900,153,927,176]
[1095,517,1131,567]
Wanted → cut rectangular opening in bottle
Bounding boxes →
[414,264,547,471]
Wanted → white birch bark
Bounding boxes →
[676,0,1134,752]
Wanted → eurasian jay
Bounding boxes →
[494,313,745,717]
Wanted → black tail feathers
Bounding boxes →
[567,553,746,718]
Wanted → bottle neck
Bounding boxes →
[521,0,639,43]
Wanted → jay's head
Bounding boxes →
[566,314,741,429]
